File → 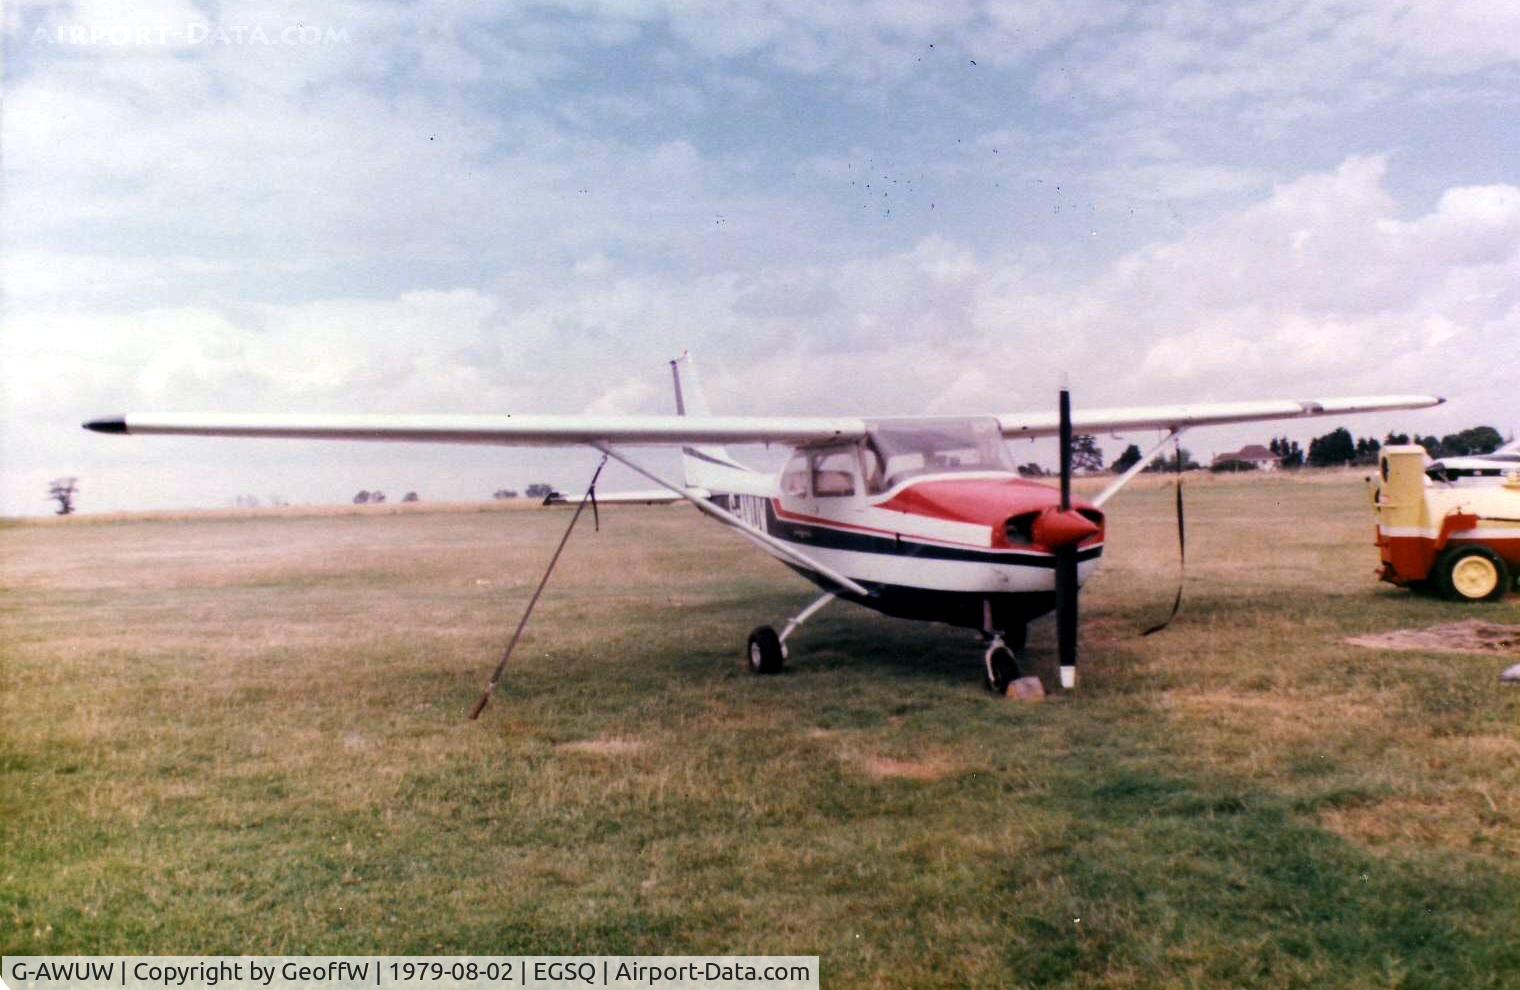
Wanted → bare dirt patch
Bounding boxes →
[555,737,646,756]
[1346,620,1520,656]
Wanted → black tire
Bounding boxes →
[983,644,1020,694]
[746,626,785,674]
[1435,546,1511,603]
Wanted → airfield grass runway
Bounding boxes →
[4,474,1519,988]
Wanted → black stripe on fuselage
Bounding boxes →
[763,499,1101,567]
[779,563,1061,629]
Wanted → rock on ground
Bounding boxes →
[1007,676,1046,701]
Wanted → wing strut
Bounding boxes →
[589,443,872,598]
[1092,428,1185,508]
[468,455,607,720]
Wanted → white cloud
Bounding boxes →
[1052,0,1520,113]
[19,156,1509,424]
[1094,161,1274,203]
[1,251,240,305]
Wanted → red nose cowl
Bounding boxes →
[1032,507,1101,549]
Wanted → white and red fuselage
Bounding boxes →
[720,475,1102,631]
[692,418,1104,632]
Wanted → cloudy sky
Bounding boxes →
[3,0,1517,514]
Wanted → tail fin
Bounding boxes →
[670,352,754,487]
[670,351,713,417]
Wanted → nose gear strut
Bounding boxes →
[980,599,1028,693]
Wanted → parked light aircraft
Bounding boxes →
[85,355,1442,693]
[1427,438,1520,485]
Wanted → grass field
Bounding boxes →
[4,474,1519,988]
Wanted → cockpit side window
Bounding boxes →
[781,453,810,497]
[811,448,858,497]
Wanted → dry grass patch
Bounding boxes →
[855,753,961,781]
[1163,690,1388,746]
[555,737,647,756]
[1322,792,1515,855]
[1346,620,1520,656]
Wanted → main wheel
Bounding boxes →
[1436,546,1510,602]
[983,643,1020,694]
[746,626,785,674]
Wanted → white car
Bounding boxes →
[1426,438,1520,484]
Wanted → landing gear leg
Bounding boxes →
[980,601,1027,694]
[746,591,837,675]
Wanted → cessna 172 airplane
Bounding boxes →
[85,355,1442,695]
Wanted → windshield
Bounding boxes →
[864,417,1013,491]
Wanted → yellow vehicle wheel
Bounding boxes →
[1436,546,1510,603]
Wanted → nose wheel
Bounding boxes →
[981,631,1028,694]
[980,600,1029,693]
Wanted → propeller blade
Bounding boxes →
[1058,387,1073,511]
[1057,385,1077,689]
[1056,547,1079,689]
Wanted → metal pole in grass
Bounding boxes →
[468,455,606,720]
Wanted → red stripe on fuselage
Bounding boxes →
[875,477,1104,550]
[878,476,1073,521]
[772,474,1106,556]
[768,499,1028,553]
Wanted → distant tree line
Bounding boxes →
[344,482,555,504]
[1268,437,1304,468]
[352,490,421,504]
[1021,435,1106,478]
[493,483,552,499]
[1306,428,1368,468]
[232,494,290,508]
[1106,444,1201,473]
[1385,426,1504,459]
[1099,424,1506,474]
[1302,425,1505,468]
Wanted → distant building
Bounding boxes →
[1212,444,1281,471]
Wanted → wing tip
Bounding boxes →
[83,416,129,435]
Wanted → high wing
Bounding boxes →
[83,413,864,446]
[85,395,1442,446]
[998,395,1445,438]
